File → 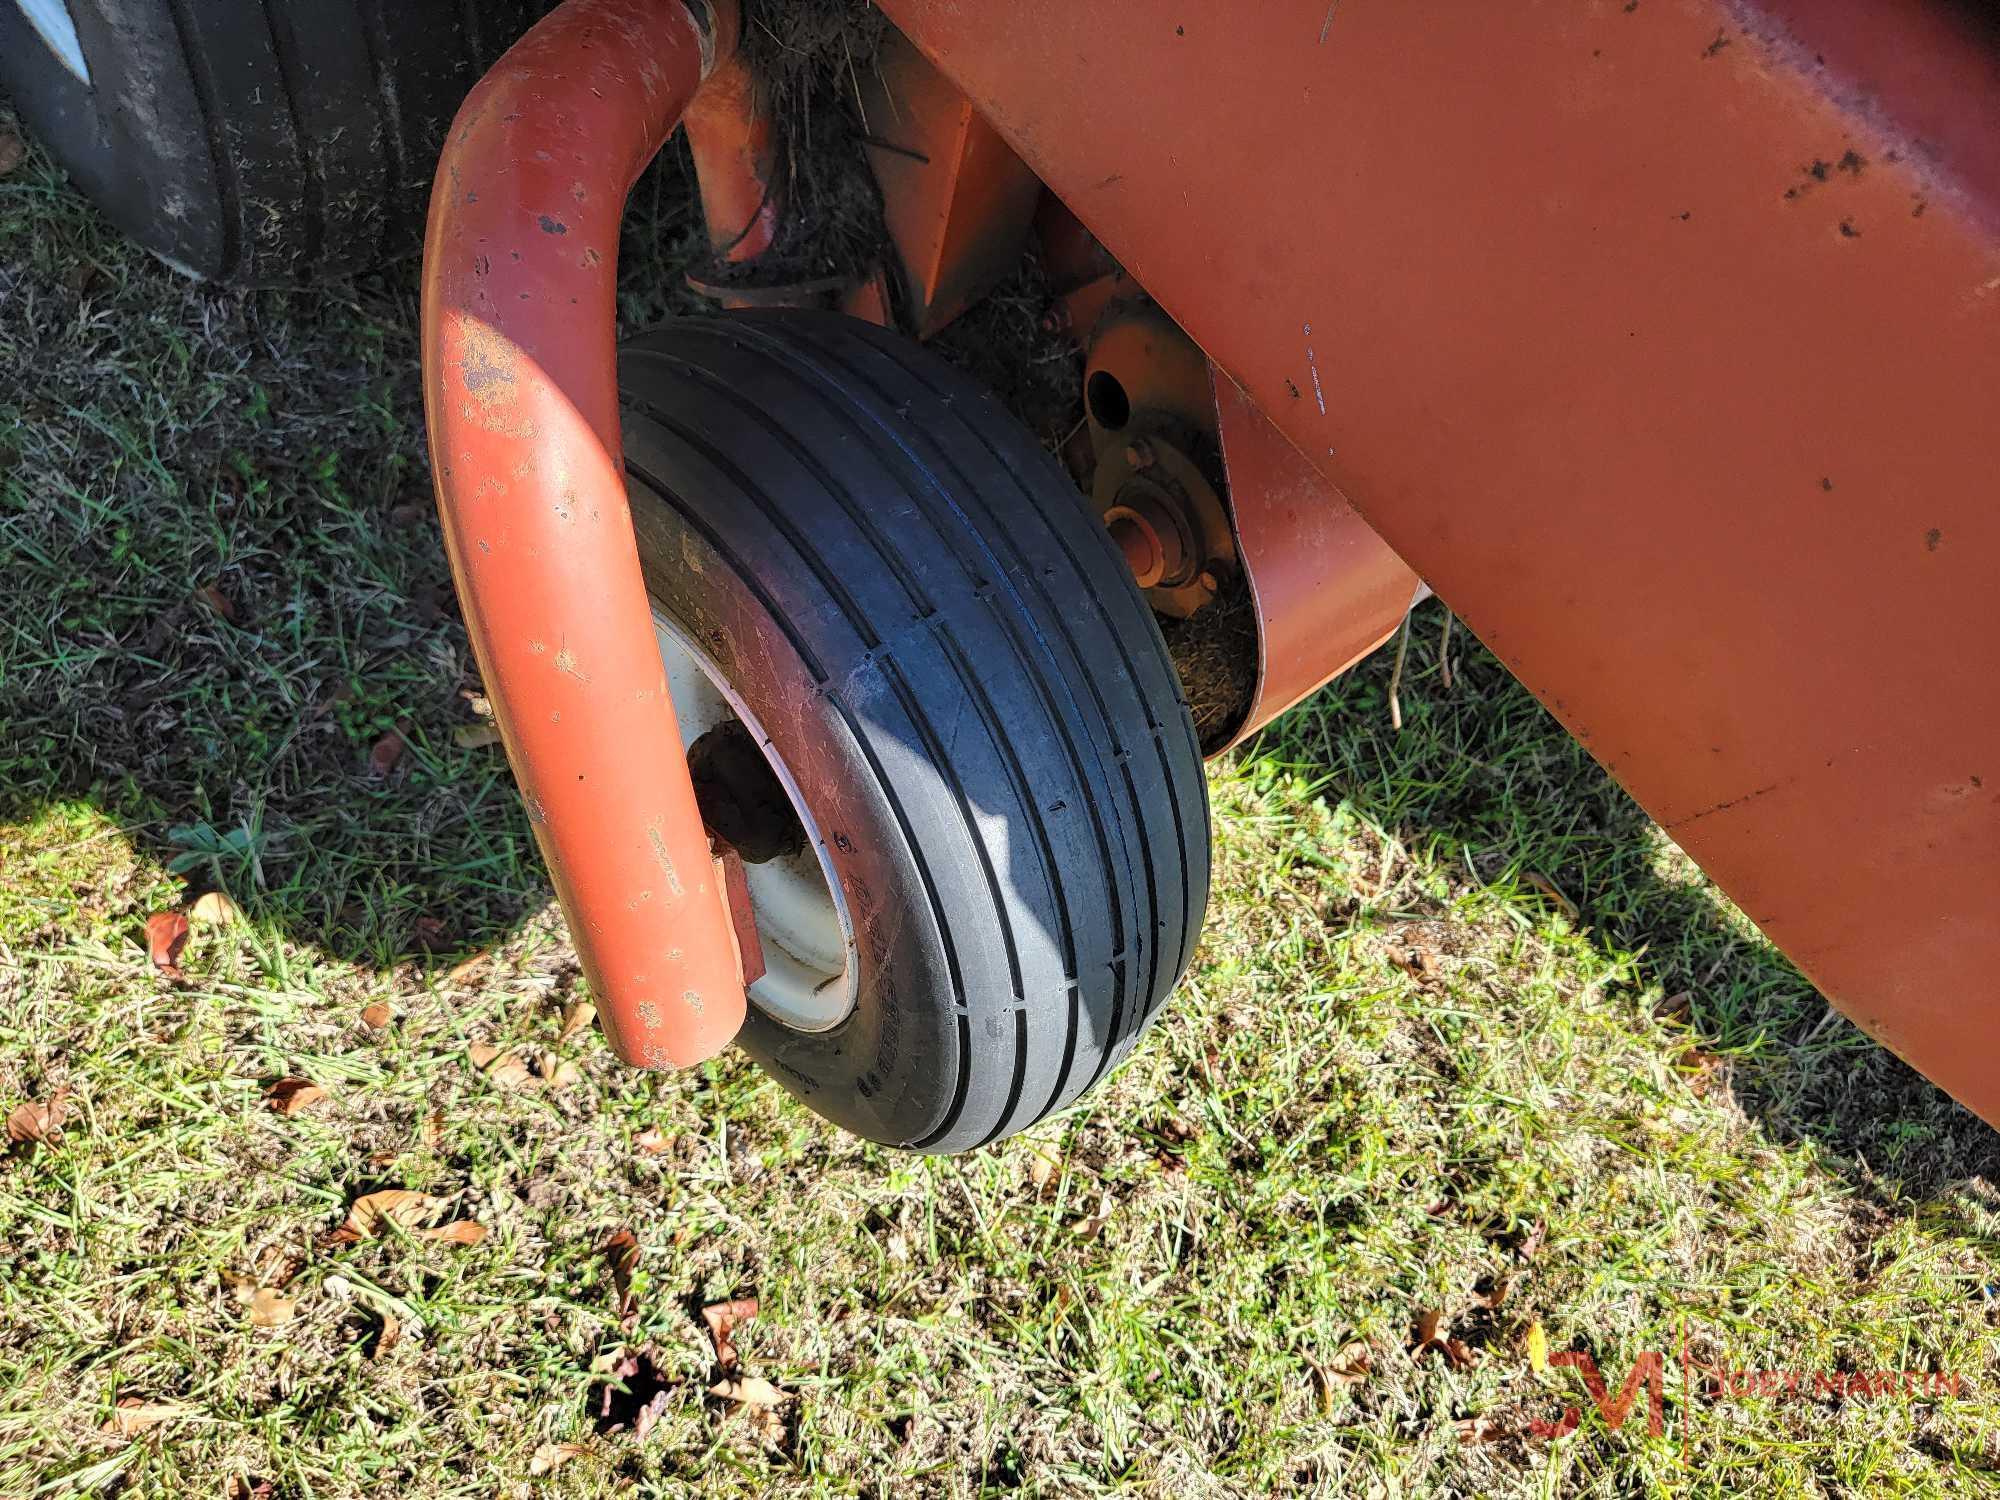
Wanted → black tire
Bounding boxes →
[0,0,537,282]
[619,311,1211,1152]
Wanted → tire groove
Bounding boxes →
[258,0,322,269]
[777,321,1184,1093]
[162,0,242,279]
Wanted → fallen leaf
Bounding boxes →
[194,582,238,623]
[602,1229,640,1322]
[633,1125,668,1155]
[1456,1414,1508,1444]
[1475,1275,1511,1310]
[190,890,241,925]
[708,1375,789,1407]
[368,726,407,777]
[1072,1191,1115,1239]
[419,1109,445,1147]
[147,910,190,979]
[469,1042,535,1090]
[359,1001,394,1031]
[557,1000,596,1043]
[542,1057,584,1090]
[0,129,25,177]
[373,1312,402,1360]
[702,1296,760,1370]
[326,1189,442,1245]
[453,722,503,750]
[445,948,490,985]
[6,1089,68,1146]
[1655,990,1693,1022]
[265,1078,327,1117]
[420,1219,489,1246]
[1412,1310,1475,1369]
[104,1397,189,1437]
[248,1287,296,1327]
[1309,1341,1372,1411]
[529,1441,585,1476]
[1518,1220,1547,1261]
[412,913,449,951]
[1525,1317,1549,1373]
[1023,1140,1060,1190]
[226,1476,277,1500]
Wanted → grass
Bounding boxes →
[3,104,1998,1498]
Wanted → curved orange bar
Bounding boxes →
[421,0,745,1066]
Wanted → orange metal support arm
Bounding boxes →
[877,0,2000,1127]
[422,0,745,1066]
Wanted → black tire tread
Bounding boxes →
[619,311,1209,1150]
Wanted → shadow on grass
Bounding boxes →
[1245,604,2000,1204]
[0,127,711,973]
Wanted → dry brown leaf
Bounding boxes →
[529,1442,585,1476]
[419,1109,445,1148]
[702,1296,760,1371]
[6,1089,68,1146]
[190,890,241,925]
[1412,1310,1475,1368]
[0,129,25,177]
[469,1042,535,1090]
[194,582,238,623]
[420,1219,489,1246]
[1309,1341,1372,1411]
[1518,1220,1547,1261]
[601,1229,640,1322]
[1456,1414,1508,1445]
[359,1001,394,1031]
[373,1312,402,1360]
[1475,1275,1511,1310]
[368,726,408,777]
[445,948,491,985]
[542,1057,584,1090]
[453,722,503,750]
[708,1375,789,1407]
[1023,1140,1060,1189]
[226,1476,277,1500]
[265,1078,326,1117]
[1655,990,1693,1022]
[327,1189,442,1245]
[104,1397,190,1437]
[557,1000,596,1043]
[147,909,190,980]
[248,1287,296,1327]
[633,1125,668,1155]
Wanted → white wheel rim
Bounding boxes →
[652,608,859,1032]
[16,0,91,85]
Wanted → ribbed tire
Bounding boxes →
[619,311,1211,1152]
[0,0,539,281]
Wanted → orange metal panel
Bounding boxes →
[860,29,1044,337]
[878,0,2000,1126]
[422,0,746,1069]
[1211,373,1418,749]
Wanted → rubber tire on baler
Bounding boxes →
[619,311,1212,1152]
[0,0,541,282]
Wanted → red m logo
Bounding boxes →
[1530,1350,1666,1438]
